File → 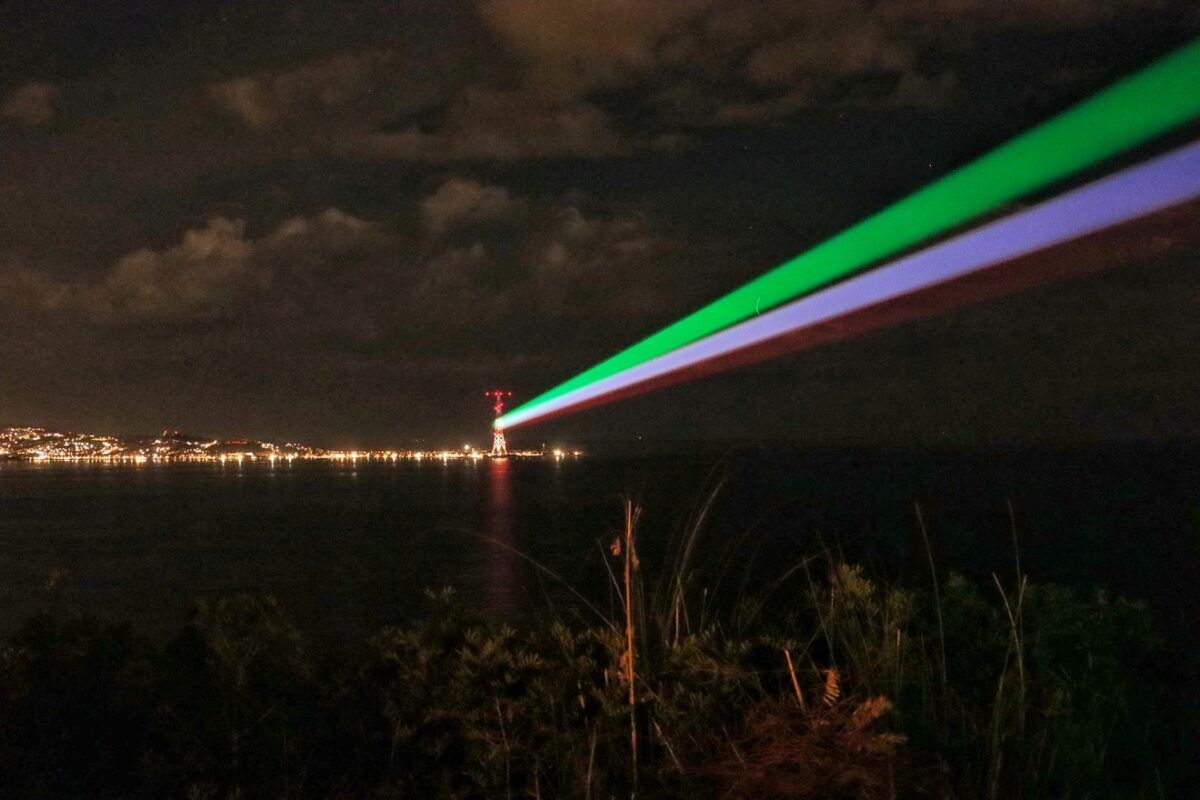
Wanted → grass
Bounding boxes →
[0,494,1189,799]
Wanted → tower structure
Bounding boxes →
[485,390,512,456]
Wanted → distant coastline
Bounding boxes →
[0,426,578,463]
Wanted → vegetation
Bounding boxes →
[0,504,1191,799]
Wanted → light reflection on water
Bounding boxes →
[483,459,517,615]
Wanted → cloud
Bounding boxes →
[740,16,912,86]
[1,209,379,323]
[420,178,524,235]
[269,207,374,244]
[210,45,642,162]
[327,180,681,355]
[478,0,715,95]
[524,205,674,317]
[1,82,59,126]
[209,78,275,130]
[474,0,956,123]
[422,176,525,236]
[210,49,398,130]
[0,176,676,350]
[207,0,1135,163]
[478,0,1169,124]
[341,87,636,162]
[0,265,74,311]
[399,181,678,333]
[407,241,503,327]
[94,217,263,319]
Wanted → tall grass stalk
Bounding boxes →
[660,477,724,644]
[915,502,948,705]
[988,570,1029,798]
[621,500,641,793]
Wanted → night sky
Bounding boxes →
[2,1,1198,449]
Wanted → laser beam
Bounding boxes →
[498,38,1200,430]
[498,139,1200,430]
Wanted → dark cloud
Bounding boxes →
[209,49,400,131]
[479,0,1177,123]
[478,0,714,94]
[382,180,679,334]
[1,81,58,126]
[420,177,525,235]
[341,88,641,161]
[1,209,380,323]
[522,205,674,318]
[206,41,650,162]
[3,178,676,337]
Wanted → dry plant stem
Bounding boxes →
[624,500,639,792]
[784,649,805,709]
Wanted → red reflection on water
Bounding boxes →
[483,458,518,614]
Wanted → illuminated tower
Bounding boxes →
[485,390,512,456]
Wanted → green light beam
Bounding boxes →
[498,38,1200,429]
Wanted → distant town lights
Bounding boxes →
[1,426,576,463]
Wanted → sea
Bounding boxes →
[1,445,1196,651]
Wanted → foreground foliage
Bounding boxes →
[0,559,1188,799]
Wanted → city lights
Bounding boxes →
[0,427,566,463]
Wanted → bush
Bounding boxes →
[0,562,1178,799]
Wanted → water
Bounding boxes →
[1,446,1197,648]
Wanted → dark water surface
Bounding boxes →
[1,446,1197,647]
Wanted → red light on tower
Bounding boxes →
[484,390,513,456]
